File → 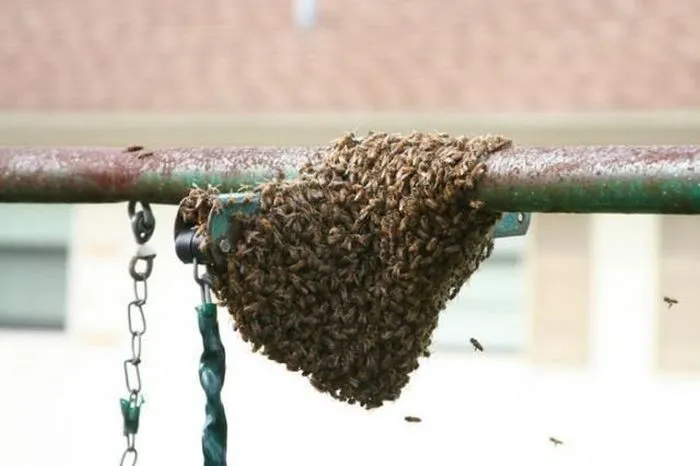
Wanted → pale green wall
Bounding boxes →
[0,203,72,328]
[2,111,700,146]
[0,204,72,246]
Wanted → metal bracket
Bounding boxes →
[495,211,531,238]
[174,192,532,266]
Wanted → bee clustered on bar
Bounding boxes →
[181,131,512,409]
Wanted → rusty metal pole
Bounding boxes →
[0,145,699,213]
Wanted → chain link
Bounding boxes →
[120,201,157,466]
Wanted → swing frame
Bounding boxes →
[2,140,700,465]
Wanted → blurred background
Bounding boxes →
[1,1,700,465]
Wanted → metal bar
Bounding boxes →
[202,191,529,260]
[205,193,529,242]
[0,145,699,213]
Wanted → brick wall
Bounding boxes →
[1,0,699,111]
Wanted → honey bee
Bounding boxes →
[663,296,678,308]
[136,150,154,160]
[444,245,461,255]
[340,236,353,251]
[426,237,438,252]
[388,263,402,279]
[354,234,369,247]
[471,162,487,178]
[447,151,464,164]
[210,198,224,215]
[424,198,438,210]
[258,218,273,230]
[549,437,563,446]
[404,416,422,423]
[124,145,144,153]
[469,337,484,352]
[273,195,285,207]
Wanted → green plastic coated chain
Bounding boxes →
[197,302,228,466]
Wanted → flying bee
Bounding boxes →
[136,150,153,160]
[549,437,563,446]
[469,337,484,352]
[663,296,678,308]
[404,416,422,423]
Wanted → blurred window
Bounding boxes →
[0,204,72,330]
[294,0,317,29]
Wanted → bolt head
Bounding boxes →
[219,238,231,253]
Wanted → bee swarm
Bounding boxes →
[181,131,512,409]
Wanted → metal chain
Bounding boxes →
[120,201,157,466]
[194,260,228,466]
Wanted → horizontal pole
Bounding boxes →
[0,145,699,213]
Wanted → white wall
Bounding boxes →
[3,206,699,466]
[589,214,660,382]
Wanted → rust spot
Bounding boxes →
[79,149,143,195]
